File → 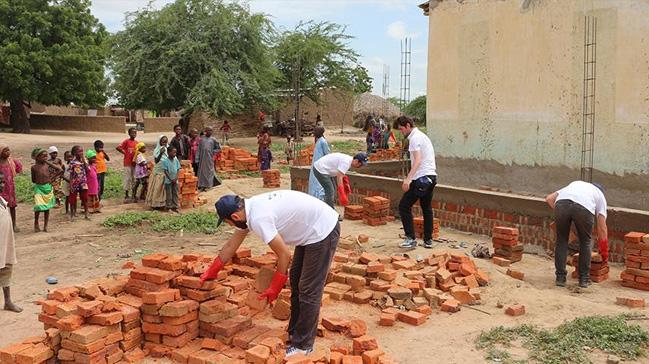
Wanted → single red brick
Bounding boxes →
[76,301,103,318]
[245,345,270,364]
[352,335,378,355]
[361,349,385,364]
[492,257,511,267]
[105,331,124,345]
[506,269,525,281]
[397,311,427,326]
[15,343,53,364]
[47,287,79,302]
[414,305,433,316]
[0,343,33,363]
[616,297,646,308]
[347,320,367,338]
[330,351,344,364]
[142,288,180,305]
[271,299,291,321]
[493,226,519,236]
[322,317,350,332]
[163,331,193,348]
[56,315,84,331]
[159,300,199,317]
[87,311,123,326]
[159,255,186,271]
[342,355,363,364]
[441,299,460,313]
[123,348,146,363]
[162,310,198,325]
[201,338,227,351]
[142,253,168,268]
[624,232,646,243]
[505,304,526,316]
[38,300,62,316]
[378,313,396,326]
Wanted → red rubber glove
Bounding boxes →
[598,238,609,262]
[199,257,224,286]
[337,184,349,206]
[258,271,288,304]
[342,175,352,194]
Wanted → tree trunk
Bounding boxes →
[9,100,31,133]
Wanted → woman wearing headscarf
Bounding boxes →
[307,126,330,200]
[145,136,168,209]
[0,144,23,232]
[132,142,149,202]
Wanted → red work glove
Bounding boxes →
[199,257,224,286]
[337,184,349,206]
[258,271,288,304]
[342,175,352,194]
[598,238,609,262]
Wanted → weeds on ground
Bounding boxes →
[330,140,365,154]
[103,211,218,234]
[15,169,123,203]
[476,315,649,364]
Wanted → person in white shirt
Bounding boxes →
[545,181,609,288]
[201,191,340,357]
[312,152,368,209]
[395,116,438,249]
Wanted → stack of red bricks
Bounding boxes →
[344,205,364,220]
[219,146,259,173]
[620,231,649,291]
[362,196,391,226]
[492,226,523,263]
[292,145,314,167]
[177,161,200,209]
[413,217,441,240]
[324,249,490,326]
[570,252,609,282]
[261,169,281,188]
[368,147,400,161]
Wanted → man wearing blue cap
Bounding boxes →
[545,181,609,288]
[312,152,368,209]
[200,190,340,357]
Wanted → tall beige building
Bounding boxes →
[419,0,649,210]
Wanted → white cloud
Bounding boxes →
[386,20,420,40]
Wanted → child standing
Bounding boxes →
[0,144,23,232]
[115,128,138,203]
[284,136,295,164]
[94,140,110,201]
[132,142,149,202]
[31,148,60,232]
[85,150,100,213]
[69,145,89,220]
[162,146,181,213]
[61,151,73,215]
[47,146,64,208]
[220,120,231,145]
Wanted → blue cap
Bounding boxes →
[354,152,369,166]
[215,195,242,226]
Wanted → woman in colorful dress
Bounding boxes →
[145,136,169,210]
[0,144,23,232]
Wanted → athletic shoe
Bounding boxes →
[399,238,417,250]
[423,239,434,249]
[555,278,566,287]
[285,346,313,357]
[578,279,591,288]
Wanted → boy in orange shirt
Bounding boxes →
[94,140,110,201]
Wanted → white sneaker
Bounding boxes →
[285,345,313,357]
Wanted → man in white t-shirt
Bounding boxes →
[312,152,368,209]
[395,116,438,249]
[545,181,609,288]
[200,191,340,357]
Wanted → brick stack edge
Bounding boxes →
[177,160,207,209]
[261,170,281,188]
[361,196,393,226]
[570,252,609,282]
[620,232,649,291]
[217,147,260,178]
[0,245,491,364]
[412,217,440,240]
[492,227,523,263]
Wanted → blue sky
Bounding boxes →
[90,0,429,99]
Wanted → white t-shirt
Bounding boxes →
[556,181,607,218]
[245,190,339,246]
[408,127,437,179]
[314,153,353,177]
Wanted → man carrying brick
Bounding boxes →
[201,190,340,357]
[545,181,609,288]
[395,116,437,249]
[312,152,368,209]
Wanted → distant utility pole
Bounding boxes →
[399,37,412,113]
[382,64,390,116]
[292,58,302,142]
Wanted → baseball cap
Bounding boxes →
[215,195,242,227]
[353,152,369,166]
[85,149,97,159]
[48,146,58,154]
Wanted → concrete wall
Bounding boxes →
[277,89,354,128]
[30,114,126,133]
[143,117,181,134]
[424,0,649,210]
[291,165,649,263]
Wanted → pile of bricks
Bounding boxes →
[177,160,202,209]
[218,146,259,173]
[292,145,314,167]
[344,205,364,220]
[313,318,397,364]
[325,249,490,324]
[570,252,609,282]
[492,226,523,263]
[620,232,649,291]
[368,147,400,161]
[261,169,281,188]
[362,196,391,226]
[413,217,441,240]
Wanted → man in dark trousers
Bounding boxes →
[395,116,437,249]
[200,190,340,358]
[545,181,609,288]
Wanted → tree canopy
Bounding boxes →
[404,95,426,124]
[0,0,109,132]
[274,21,371,103]
[110,0,279,116]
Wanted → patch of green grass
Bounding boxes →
[330,140,365,155]
[103,211,219,234]
[476,315,649,364]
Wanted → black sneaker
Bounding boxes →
[423,239,434,249]
[579,279,591,288]
[555,278,566,287]
[399,238,417,250]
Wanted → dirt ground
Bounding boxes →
[0,131,648,364]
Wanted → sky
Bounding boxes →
[89,0,429,100]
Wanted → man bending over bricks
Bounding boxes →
[395,116,438,250]
[545,181,609,288]
[312,152,368,209]
[201,190,340,357]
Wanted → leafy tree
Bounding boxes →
[387,96,401,108]
[274,21,372,104]
[110,0,278,117]
[0,0,109,133]
[404,95,426,124]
